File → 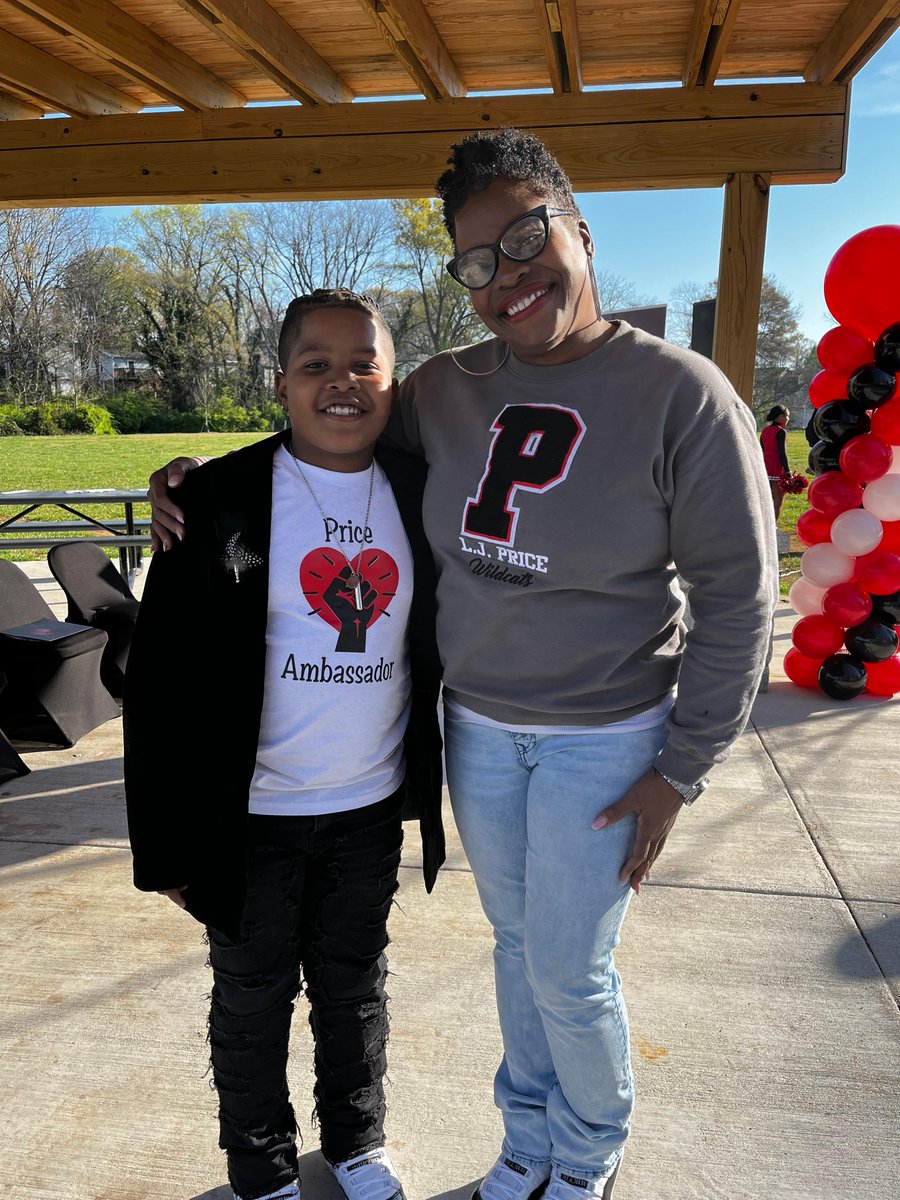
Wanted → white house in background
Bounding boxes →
[51,349,156,394]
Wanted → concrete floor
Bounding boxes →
[1,564,898,1200]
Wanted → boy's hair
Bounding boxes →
[435,128,579,241]
[766,404,789,422]
[277,288,394,371]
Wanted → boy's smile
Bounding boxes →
[276,308,396,473]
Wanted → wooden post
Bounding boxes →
[712,170,771,407]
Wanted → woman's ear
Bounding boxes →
[579,219,594,259]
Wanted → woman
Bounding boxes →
[759,404,792,518]
[147,130,777,1199]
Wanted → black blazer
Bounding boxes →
[123,431,444,940]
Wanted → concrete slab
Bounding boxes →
[1,565,898,1200]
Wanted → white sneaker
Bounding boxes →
[330,1147,406,1200]
[473,1155,551,1200]
[232,1184,300,1200]
[544,1162,620,1200]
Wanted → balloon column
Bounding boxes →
[787,225,900,700]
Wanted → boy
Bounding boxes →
[123,289,444,1200]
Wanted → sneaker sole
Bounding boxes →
[471,1180,549,1200]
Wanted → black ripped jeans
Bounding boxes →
[207,791,404,1200]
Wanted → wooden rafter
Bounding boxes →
[0,92,44,122]
[0,27,140,117]
[7,0,245,112]
[805,0,900,84]
[683,0,744,88]
[356,1,464,100]
[533,0,583,93]
[173,0,353,105]
[0,84,847,208]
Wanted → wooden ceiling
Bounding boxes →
[0,1,897,206]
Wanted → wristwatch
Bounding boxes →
[653,767,710,806]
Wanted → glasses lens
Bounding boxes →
[500,213,548,262]
[454,248,497,290]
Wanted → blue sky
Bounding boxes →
[577,34,900,344]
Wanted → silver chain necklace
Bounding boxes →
[288,448,375,610]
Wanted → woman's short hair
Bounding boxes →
[277,288,393,372]
[766,405,790,423]
[435,128,578,241]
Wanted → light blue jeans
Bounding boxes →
[443,711,668,1181]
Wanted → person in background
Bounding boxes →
[125,289,443,1200]
[759,404,792,518]
[146,130,777,1200]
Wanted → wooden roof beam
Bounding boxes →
[805,0,900,84]
[533,0,584,94]
[0,92,44,121]
[0,27,140,117]
[683,0,744,88]
[174,0,353,105]
[356,1,464,100]
[8,0,245,112]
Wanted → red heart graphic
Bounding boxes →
[300,546,399,632]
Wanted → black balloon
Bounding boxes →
[812,401,871,444]
[847,363,896,408]
[869,590,900,625]
[875,323,900,373]
[844,619,899,663]
[808,439,843,474]
[818,654,867,700]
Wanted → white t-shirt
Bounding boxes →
[249,447,413,815]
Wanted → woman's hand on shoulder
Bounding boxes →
[148,457,208,551]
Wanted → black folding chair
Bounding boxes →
[48,542,141,700]
[0,672,30,780]
[0,560,120,748]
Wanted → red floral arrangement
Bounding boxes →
[778,472,809,495]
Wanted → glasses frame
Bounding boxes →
[445,204,576,290]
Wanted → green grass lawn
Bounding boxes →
[0,432,268,561]
[1,429,815,593]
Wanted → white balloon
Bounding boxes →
[830,508,884,557]
[862,473,900,521]
[788,576,827,616]
[800,542,855,588]
[886,445,900,474]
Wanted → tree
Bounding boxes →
[55,246,143,392]
[388,198,485,375]
[0,208,94,400]
[595,270,655,316]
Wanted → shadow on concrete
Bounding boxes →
[833,913,900,982]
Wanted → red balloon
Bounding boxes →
[796,507,835,547]
[807,472,864,516]
[838,434,893,483]
[878,521,900,554]
[808,368,850,410]
[817,326,874,374]
[784,648,823,688]
[854,549,900,595]
[870,398,900,445]
[791,614,846,658]
[822,582,872,627]
[865,655,900,697]
[824,225,900,340]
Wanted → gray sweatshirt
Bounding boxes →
[394,321,778,784]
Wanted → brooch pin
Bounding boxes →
[222,532,264,582]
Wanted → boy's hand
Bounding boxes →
[157,885,189,909]
[147,457,205,551]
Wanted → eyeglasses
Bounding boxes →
[445,205,576,290]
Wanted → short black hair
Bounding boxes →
[766,405,789,422]
[277,288,394,371]
[435,128,578,241]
